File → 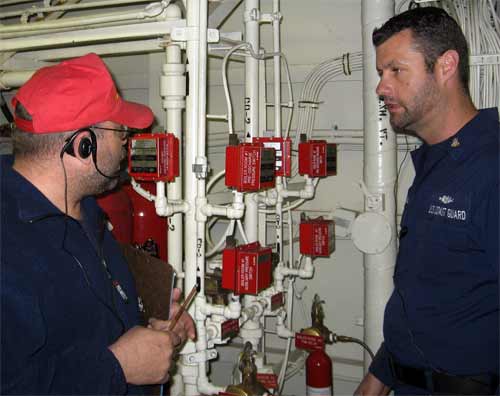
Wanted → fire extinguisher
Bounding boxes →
[306,347,333,396]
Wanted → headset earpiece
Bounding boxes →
[61,128,96,159]
[78,137,93,159]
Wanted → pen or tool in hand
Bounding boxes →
[167,285,198,331]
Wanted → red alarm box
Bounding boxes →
[300,217,335,257]
[128,133,179,182]
[225,143,276,192]
[222,242,273,295]
[298,140,337,177]
[253,137,292,177]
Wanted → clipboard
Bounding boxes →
[120,244,176,323]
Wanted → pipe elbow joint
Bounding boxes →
[197,377,225,395]
[298,257,314,279]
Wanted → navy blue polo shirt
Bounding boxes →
[1,156,144,395]
[370,108,499,388]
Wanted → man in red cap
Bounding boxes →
[1,53,195,395]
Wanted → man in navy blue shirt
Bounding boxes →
[1,53,195,394]
[355,7,499,396]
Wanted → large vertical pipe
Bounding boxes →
[241,0,262,351]
[163,41,185,281]
[161,6,186,395]
[361,0,396,373]
[272,0,284,265]
[183,0,201,394]
[243,0,260,245]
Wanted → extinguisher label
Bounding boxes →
[307,386,332,396]
[256,373,278,389]
[295,333,325,351]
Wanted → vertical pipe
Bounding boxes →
[163,42,185,282]
[183,0,201,394]
[161,9,186,392]
[242,0,261,351]
[273,0,281,139]
[272,0,284,265]
[361,0,396,373]
[243,0,260,244]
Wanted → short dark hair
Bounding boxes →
[372,7,470,94]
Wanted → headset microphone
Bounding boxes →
[61,128,121,179]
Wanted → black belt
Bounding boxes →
[389,357,499,395]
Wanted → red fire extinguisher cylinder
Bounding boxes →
[306,349,333,396]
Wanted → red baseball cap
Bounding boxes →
[12,53,154,133]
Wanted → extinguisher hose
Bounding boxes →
[333,334,375,360]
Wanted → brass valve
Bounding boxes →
[225,342,270,396]
[300,294,333,343]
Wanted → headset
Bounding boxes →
[60,127,120,179]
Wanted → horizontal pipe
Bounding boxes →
[0,0,158,19]
[0,19,185,52]
[0,70,35,89]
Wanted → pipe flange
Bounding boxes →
[351,211,392,254]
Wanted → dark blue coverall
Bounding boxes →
[1,155,144,395]
[370,108,499,395]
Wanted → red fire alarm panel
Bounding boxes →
[298,140,337,177]
[300,217,335,257]
[252,137,292,177]
[222,242,273,295]
[128,133,179,182]
[225,143,276,192]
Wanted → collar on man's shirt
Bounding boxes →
[411,107,499,167]
[1,155,105,235]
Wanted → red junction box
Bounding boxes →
[298,140,337,177]
[128,133,179,182]
[252,137,292,177]
[222,242,273,295]
[300,217,335,257]
[225,143,276,192]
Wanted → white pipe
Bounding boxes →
[275,256,314,281]
[201,191,245,219]
[0,70,35,90]
[0,2,171,34]
[181,0,201,394]
[361,0,396,373]
[131,178,155,202]
[273,0,282,139]
[280,175,315,199]
[0,0,158,19]
[160,24,185,395]
[0,20,185,52]
[197,294,242,320]
[0,0,35,6]
[163,34,185,281]
[155,181,189,217]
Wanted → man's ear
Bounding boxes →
[436,49,460,87]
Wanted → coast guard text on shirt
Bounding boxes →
[428,194,467,221]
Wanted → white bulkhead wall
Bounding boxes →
[0,0,414,394]
[109,0,415,394]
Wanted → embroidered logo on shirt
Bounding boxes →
[428,193,468,221]
[438,195,454,204]
[451,137,460,148]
